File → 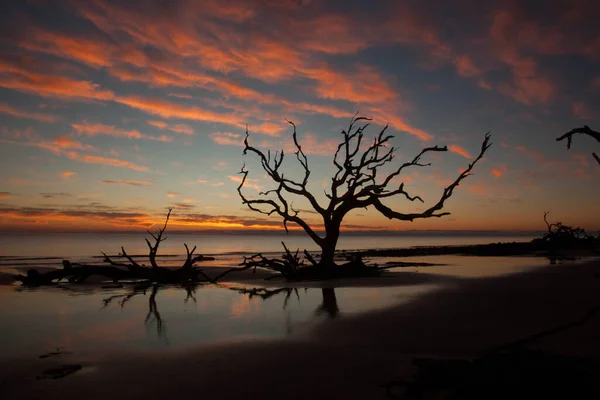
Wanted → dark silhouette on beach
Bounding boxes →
[237,114,491,279]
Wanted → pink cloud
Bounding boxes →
[0,57,114,101]
[63,151,148,171]
[61,171,77,179]
[491,164,507,178]
[116,96,246,128]
[72,122,173,142]
[211,132,243,146]
[448,144,472,159]
[0,103,58,123]
[572,101,591,120]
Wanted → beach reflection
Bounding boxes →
[0,282,438,359]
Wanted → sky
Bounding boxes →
[0,0,599,233]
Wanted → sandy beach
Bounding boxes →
[1,258,598,399]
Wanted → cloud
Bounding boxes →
[448,144,472,159]
[72,122,173,142]
[366,107,433,141]
[53,136,91,150]
[0,56,114,101]
[289,132,339,156]
[101,179,155,187]
[147,120,168,129]
[172,203,195,210]
[467,185,487,196]
[491,164,507,178]
[147,120,194,135]
[572,101,591,120]
[167,191,180,198]
[252,122,287,137]
[0,192,13,199]
[0,103,58,123]
[309,64,398,104]
[63,151,148,171]
[211,132,243,146]
[0,205,154,229]
[2,136,148,172]
[61,171,76,178]
[40,192,72,199]
[168,93,193,99]
[229,175,262,191]
[167,124,194,135]
[593,76,600,91]
[116,96,246,128]
[197,179,225,187]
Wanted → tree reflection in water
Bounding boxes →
[101,282,200,339]
[101,284,340,340]
[230,286,340,319]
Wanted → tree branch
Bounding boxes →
[556,125,600,165]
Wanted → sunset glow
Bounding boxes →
[1,0,599,233]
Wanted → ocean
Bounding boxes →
[0,232,536,271]
[0,231,558,359]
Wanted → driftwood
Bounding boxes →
[13,209,255,286]
[237,242,441,281]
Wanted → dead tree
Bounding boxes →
[13,209,251,286]
[556,125,600,165]
[238,114,491,276]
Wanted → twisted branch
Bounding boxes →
[557,125,600,165]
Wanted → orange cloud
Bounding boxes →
[72,122,172,142]
[448,144,473,159]
[0,103,58,123]
[491,164,507,178]
[53,136,90,150]
[116,96,246,128]
[229,175,262,191]
[211,132,243,146]
[0,192,12,199]
[307,64,398,104]
[63,152,148,171]
[168,124,194,135]
[0,57,115,101]
[101,179,154,186]
[168,93,193,99]
[147,120,168,129]
[367,107,433,141]
[452,55,481,78]
[61,171,77,178]
[167,191,180,198]
[287,132,340,156]
[252,122,287,137]
[490,11,554,105]
[17,28,117,69]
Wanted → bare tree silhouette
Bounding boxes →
[15,209,257,285]
[556,125,600,165]
[238,114,491,277]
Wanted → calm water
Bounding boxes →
[0,232,536,271]
[0,232,549,360]
[0,253,557,359]
[0,283,442,359]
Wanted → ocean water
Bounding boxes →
[0,232,536,271]
[0,232,557,360]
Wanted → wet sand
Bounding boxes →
[1,259,599,399]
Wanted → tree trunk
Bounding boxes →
[317,288,339,318]
[319,221,340,267]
